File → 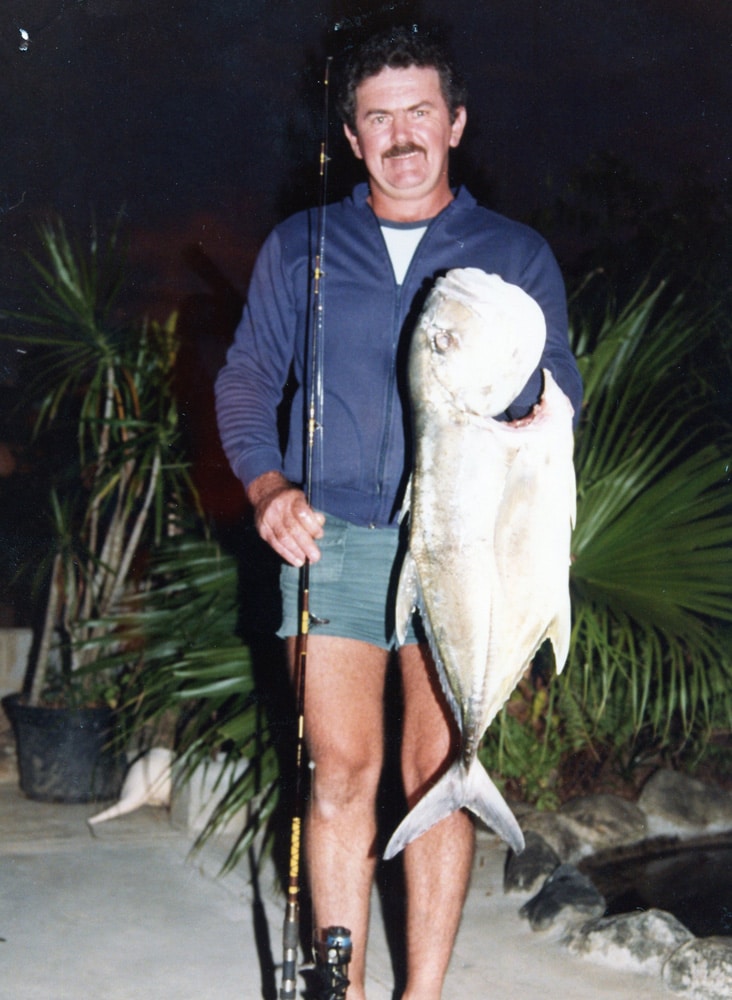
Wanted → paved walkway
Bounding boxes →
[0,774,679,1000]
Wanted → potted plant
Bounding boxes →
[1,216,200,802]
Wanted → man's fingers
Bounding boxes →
[256,487,324,567]
[296,505,326,536]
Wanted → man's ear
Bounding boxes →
[343,123,364,160]
[449,106,467,149]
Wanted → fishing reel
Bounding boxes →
[314,925,352,1000]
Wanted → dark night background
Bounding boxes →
[1,1,729,308]
[0,0,730,595]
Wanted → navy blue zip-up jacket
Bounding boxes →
[215,183,583,528]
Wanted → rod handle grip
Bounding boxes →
[279,903,299,1000]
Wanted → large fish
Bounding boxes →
[385,267,576,860]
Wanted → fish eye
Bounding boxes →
[432,329,455,354]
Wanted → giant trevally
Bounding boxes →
[385,267,576,860]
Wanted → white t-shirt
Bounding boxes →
[380,220,429,285]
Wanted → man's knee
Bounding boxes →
[309,745,383,820]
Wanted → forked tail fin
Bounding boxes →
[383,757,525,860]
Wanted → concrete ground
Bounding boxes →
[0,759,680,1000]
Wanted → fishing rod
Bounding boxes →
[280,55,351,1000]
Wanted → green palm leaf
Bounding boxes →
[483,276,732,794]
[116,533,282,871]
[566,277,732,745]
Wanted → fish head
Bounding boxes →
[409,268,546,419]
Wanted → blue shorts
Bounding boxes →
[277,515,424,650]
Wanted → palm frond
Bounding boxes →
[565,276,732,746]
[1,216,201,702]
[484,275,732,798]
[114,533,281,871]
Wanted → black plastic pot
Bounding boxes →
[3,694,125,803]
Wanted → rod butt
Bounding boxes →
[279,900,299,1000]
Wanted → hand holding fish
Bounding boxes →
[248,470,325,567]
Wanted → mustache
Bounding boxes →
[383,142,426,159]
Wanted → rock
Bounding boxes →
[559,793,647,848]
[565,908,693,976]
[639,770,732,836]
[504,783,732,993]
[520,810,587,862]
[520,794,648,864]
[519,863,605,932]
[504,830,560,894]
[663,937,732,999]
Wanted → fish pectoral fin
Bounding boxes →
[398,474,412,523]
[382,758,525,860]
[395,549,419,646]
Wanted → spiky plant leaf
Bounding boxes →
[566,278,732,746]
[115,533,282,871]
[1,216,200,703]
[483,276,732,798]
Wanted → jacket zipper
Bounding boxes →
[372,204,453,523]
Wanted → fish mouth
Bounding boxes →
[432,371,499,422]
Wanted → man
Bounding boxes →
[216,27,582,1000]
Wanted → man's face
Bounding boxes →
[343,65,467,220]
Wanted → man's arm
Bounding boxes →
[507,238,583,426]
[215,226,325,566]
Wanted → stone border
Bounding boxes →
[504,770,732,1000]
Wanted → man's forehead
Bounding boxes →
[354,64,445,110]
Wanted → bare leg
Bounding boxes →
[398,643,475,1000]
[287,635,389,1000]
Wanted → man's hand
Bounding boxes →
[248,471,325,567]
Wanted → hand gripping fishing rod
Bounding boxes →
[279,56,351,1000]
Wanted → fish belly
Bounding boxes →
[409,421,503,751]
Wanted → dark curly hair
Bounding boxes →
[336,25,467,132]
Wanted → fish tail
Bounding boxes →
[383,758,524,860]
